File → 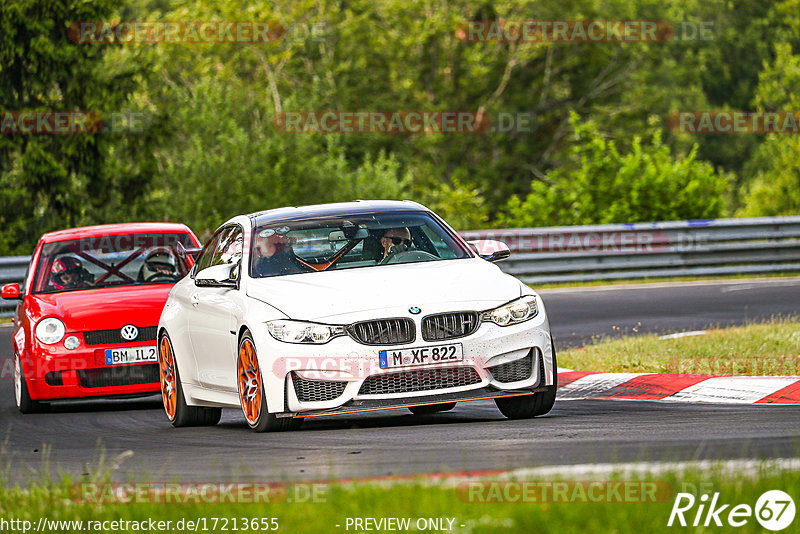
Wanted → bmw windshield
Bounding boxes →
[249,211,471,278]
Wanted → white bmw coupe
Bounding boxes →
[158,201,557,431]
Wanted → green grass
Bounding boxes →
[560,318,800,375]
[1,466,798,533]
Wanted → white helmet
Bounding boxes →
[142,248,177,279]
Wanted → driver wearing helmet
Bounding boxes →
[50,257,94,290]
[141,249,179,282]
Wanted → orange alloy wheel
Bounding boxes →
[238,339,262,424]
[159,336,177,420]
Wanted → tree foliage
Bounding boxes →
[497,113,728,227]
[738,43,800,216]
[0,0,155,254]
[1,0,800,254]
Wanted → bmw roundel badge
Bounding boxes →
[409,306,421,315]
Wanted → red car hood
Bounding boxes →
[27,284,174,331]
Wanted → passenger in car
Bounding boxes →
[253,232,310,276]
[361,233,385,263]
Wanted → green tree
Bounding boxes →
[416,177,489,231]
[738,42,800,216]
[497,113,729,227]
[5,0,798,252]
[0,0,154,254]
[738,136,800,217]
[140,78,411,235]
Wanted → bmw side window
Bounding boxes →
[192,230,224,277]
[210,226,244,280]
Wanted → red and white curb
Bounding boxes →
[557,371,800,404]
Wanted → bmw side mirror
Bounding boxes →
[467,240,511,262]
[195,265,238,289]
[1,283,22,300]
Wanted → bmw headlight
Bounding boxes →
[267,320,346,344]
[35,317,66,344]
[482,296,538,326]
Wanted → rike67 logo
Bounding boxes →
[668,490,795,530]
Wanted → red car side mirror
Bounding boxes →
[1,283,22,300]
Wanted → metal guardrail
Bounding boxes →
[0,255,30,284]
[0,255,29,318]
[2,216,799,317]
[461,216,800,284]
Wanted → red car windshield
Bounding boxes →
[32,233,195,294]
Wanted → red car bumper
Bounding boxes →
[23,337,160,401]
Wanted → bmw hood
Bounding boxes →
[245,258,524,321]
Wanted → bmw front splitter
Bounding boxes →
[281,386,550,419]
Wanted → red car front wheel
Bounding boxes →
[15,353,44,414]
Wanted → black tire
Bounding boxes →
[159,332,222,427]
[15,353,45,414]
[495,347,558,420]
[238,331,301,432]
[408,402,456,415]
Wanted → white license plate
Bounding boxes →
[379,343,463,369]
[105,346,157,365]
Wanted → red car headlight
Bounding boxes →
[35,317,66,344]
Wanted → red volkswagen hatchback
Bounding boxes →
[1,223,200,413]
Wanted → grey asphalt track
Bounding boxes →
[541,277,800,349]
[1,278,799,482]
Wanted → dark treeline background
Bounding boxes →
[2,0,799,254]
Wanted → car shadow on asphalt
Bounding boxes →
[214,402,541,432]
[30,395,163,414]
